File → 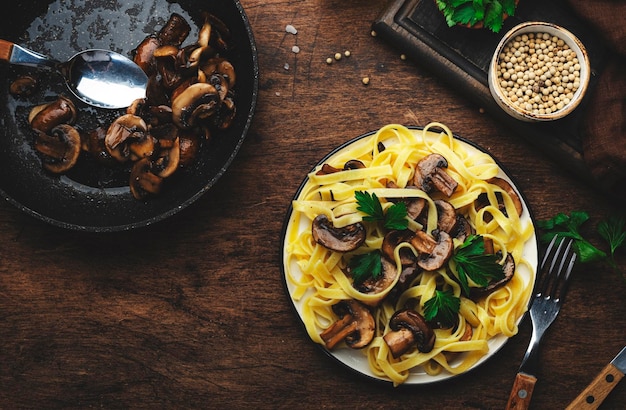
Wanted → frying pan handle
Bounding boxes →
[0,39,57,69]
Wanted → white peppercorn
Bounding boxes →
[496,31,581,115]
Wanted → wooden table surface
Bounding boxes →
[1,0,625,408]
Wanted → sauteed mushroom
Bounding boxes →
[320,300,375,350]
[10,75,38,97]
[33,124,81,174]
[356,257,399,307]
[172,83,221,129]
[417,230,453,271]
[383,309,435,358]
[414,153,458,197]
[105,114,149,162]
[29,96,77,134]
[129,158,163,200]
[311,214,366,252]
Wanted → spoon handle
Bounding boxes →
[0,39,57,69]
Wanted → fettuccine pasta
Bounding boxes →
[284,123,536,385]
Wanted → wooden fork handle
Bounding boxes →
[565,363,624,409]
[506,372,537,409]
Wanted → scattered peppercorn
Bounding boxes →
[496,32,581,115]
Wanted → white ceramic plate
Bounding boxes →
[281,126,538,384]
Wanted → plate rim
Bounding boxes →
[279,125,539,385]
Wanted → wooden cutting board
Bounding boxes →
[373,0,609,186]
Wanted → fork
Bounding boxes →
[506,235,578,409]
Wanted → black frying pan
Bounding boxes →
[0,0,258,231]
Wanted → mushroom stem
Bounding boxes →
[383,309,435,358]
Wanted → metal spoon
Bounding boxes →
[0,39,148,109]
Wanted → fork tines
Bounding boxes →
[535,236,577,302]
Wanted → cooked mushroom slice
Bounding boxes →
[383,309,435,358]
[319,300,375,350]
[387,263,420,304]
[153,137,180,178]
[470,253,516,299]
[315,163,341,175]
[356,257,399,306]
[179,133,201,167]
[435,199,457,233]
[132,35,160,75]
[381,230,416,265]
[128,134,157,161]
[29,96,77,134]
[157,13,191,47]
[105,114,148,162]
[80,126,116,165]
[201,58,236,89]
[311,214,366,252]
[10,75,38,97]
[214,94,236,130]
[413,153,458,197]
[488,177,523,217]
[33,124,81,174]
[172,83,221,129]
[417,230,453,271]
[406,196,427,220]
[410,230,438,254]
[343,159,365,170]
[451,215,474,243]
[129,158,163,200]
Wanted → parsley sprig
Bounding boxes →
[348,250,382,286]
[355,191,408,230]
[536,211,606,263]
[424,289,461,328]
[597,214,626,269]
[451,235,504,296]
[435,0,517,33]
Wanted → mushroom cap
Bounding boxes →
[311,214,366,253]
[381,229,416,265]
[356,256,399,307]
[29,96,77,134]
[171,82,221,129]
[470,253,516,299]
[435,199,458,233]
[417,230,453,271]
[414,153,458,197]
[105,114,148,162]
[319,299,375,350]
[129,157,163,200]
[384,309,435,358]
[488,177,523,217]
[33,124,81,174]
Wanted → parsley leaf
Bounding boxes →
[435,0,517,33]
[424,289,461,328]
[597,214,626,269]
[536,211,606,263]
[451,235,504,296]
[355,191,385,222]
[355,191,408,230]
[385,202,409,230]
[348,251,382,286]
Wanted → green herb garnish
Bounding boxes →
[355,191,408,230]
[451,235,504,296]
[435,0,517,33]
[537,211,606,263]
[597,214,626,269]
[348,250,382,286]
[424,289,461,328]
